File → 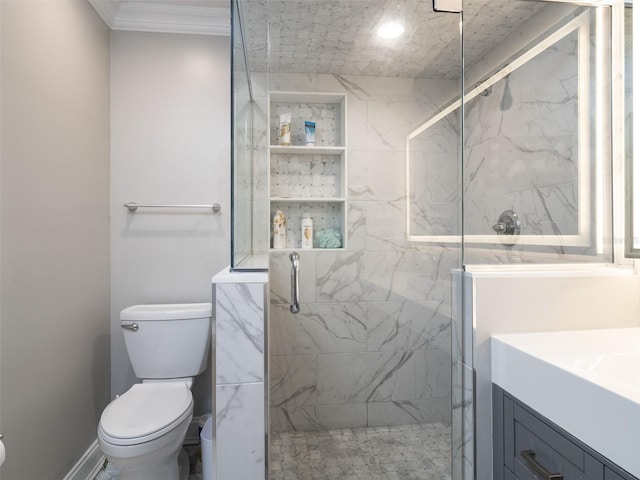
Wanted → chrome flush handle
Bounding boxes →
[121,323,139,332]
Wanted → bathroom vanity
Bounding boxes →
[493,386,636,480]
[491,329,640,480]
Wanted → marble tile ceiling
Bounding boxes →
[244,0,547,79]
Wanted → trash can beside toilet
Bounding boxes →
[200,416,215,480]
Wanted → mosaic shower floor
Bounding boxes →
[269,423,452,480]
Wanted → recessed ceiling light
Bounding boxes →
[376,21,405,39]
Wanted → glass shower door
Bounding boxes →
[262,2,464,480]
[462,2,613,266]
[460,2,615,479]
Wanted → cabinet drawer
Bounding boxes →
[606,467,637,480]
[513,422,602,479]
[510,404,603,480]
[494,385,639,480]
[504,466,518,480]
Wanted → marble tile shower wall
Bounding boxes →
[267,73,460,432]
[463,31,581,240]
[409,112,460,237]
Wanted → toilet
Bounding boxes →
[98,303,212,480]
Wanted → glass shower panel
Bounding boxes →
[625,3,635,256]
[231,0,270,270]
[462,3,613,265]
[459,3,615,480]
[258,1,463,479]
[231,0,253,268]
[407,100,465,480]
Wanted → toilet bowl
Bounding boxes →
[98,383,193,479]
[98,303,212,480]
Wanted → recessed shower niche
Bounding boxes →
[268,91,348,250]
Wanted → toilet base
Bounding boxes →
[106,443,182,480]
[97,394,193,480]
[98,448,190,480]
[99,419,191,480]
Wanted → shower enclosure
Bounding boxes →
[230,1,618,479]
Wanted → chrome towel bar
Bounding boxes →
[124,202,221,213]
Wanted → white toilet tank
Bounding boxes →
[121,303,212,380]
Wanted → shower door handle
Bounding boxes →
[289,252,301,314]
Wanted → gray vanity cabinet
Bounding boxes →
[510,403,602,480]
[493,385,638,480]
[608,469,633,480]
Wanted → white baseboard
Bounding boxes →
[63,439,105,480]
[63,421,201,480]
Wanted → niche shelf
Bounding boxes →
[268,91,348,250]
[269,145,346,155]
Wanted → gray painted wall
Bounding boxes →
[110,31,230,416]
[0,1,111,478]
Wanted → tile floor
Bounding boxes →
[269,423,452,480]
[95,423,451,480]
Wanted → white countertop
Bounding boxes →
[212,267,268,284]
[492,328,640,477]
[463,263,635,277]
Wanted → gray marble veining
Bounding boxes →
[214,275,268,480]
[461,30,582,245]
[408,21,596,262]
[316,351,416,405]
[216,383,266,480]
[267,73,457,440]
[270,302,368,356]
[271,354,318,408]
[215,282,265,384]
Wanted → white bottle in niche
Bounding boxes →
[301,213,313,249]
[273,210,286,249]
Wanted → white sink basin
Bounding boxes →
[568,352,640,398]
[492,328,640,477]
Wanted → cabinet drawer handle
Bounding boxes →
[520,450,563,480]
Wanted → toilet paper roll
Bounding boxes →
[0,437,6,466]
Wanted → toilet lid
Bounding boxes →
[100,383,193,440]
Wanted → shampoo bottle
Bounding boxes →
[279,113,291,146]
[301,213,313,249]
[273,210,286,249]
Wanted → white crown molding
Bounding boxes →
[88,1,230,36]
[88,1,121,27]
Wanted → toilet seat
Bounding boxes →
[99,383,193,447]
